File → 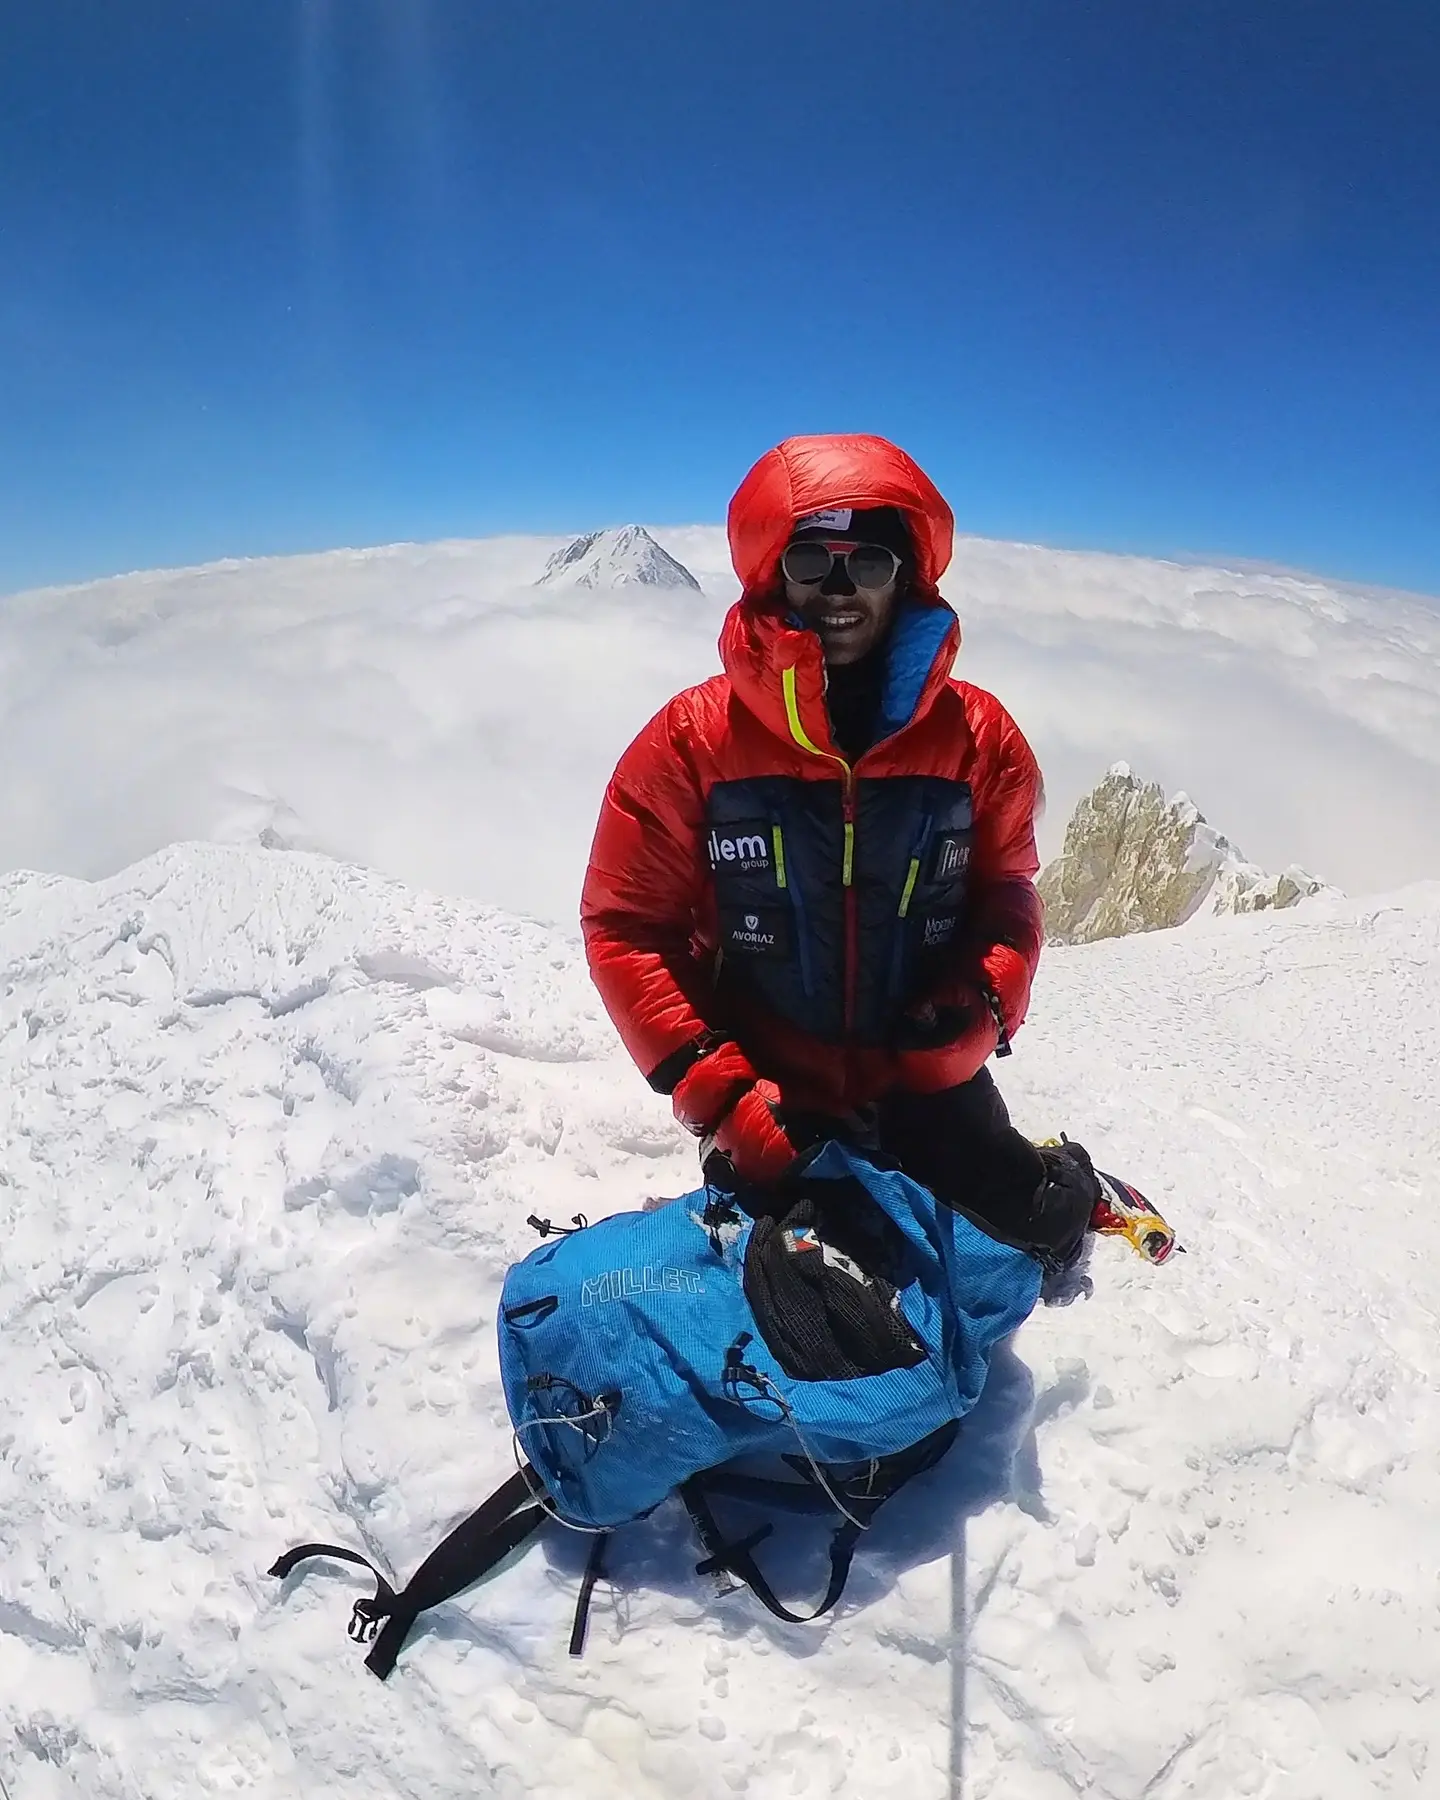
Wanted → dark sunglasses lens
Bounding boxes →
[781,542,833,585]
[847,545,900,589]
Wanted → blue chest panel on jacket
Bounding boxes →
[706,773,974,1045]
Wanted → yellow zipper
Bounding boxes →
[782,664,854,888]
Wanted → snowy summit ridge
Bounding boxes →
[536,524,701,591]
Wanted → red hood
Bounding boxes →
[719,600,961,763]
[727,434,956,601]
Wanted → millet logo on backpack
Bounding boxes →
[707,824,772,874]
[581,1266,704,1306]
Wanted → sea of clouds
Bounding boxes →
[2,526,1437,920]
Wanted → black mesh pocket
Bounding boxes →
[742,1177,926,1382]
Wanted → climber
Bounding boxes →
[580,433,1098,1272]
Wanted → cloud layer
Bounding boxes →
[2,527,1436,919]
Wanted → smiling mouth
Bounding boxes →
[815,611,864,629]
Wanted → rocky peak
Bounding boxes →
[1038,763,1333,944]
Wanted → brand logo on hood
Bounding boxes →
[794,507,853,533]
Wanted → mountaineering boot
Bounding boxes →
[1032,1137,1104,1305]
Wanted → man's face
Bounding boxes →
[783,539,902,666]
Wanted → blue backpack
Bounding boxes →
[273,1143,1040,1678]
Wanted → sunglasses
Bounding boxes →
[780,540,902,591]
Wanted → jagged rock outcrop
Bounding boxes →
[1038,763,1332,944]
[536,525,700,591]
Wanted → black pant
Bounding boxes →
[786,1069,1088,1265]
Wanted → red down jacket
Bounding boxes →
[582,434,1044,1138]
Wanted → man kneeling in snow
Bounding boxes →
[581,433,1098,1280]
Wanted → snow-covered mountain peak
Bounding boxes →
[536,524,701,591]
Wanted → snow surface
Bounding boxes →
[2,530,1438,917]
[2,840,1438,1798]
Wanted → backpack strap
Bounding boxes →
[270,1467,545,1680]
[681,1476,860,1624]
[680,1418,960,1625]
[567,1529,612,1657]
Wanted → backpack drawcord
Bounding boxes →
[510,1383,620,1536]
[720,1336,871,1532]
[526,1212,589,1238]
[750,1372,872,1530]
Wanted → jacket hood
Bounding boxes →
[727,434,956,602]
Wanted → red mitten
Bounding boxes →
[706,1080,797,1186]
[671,1040,797,1187]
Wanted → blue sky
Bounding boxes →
[3,0,1438,594]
